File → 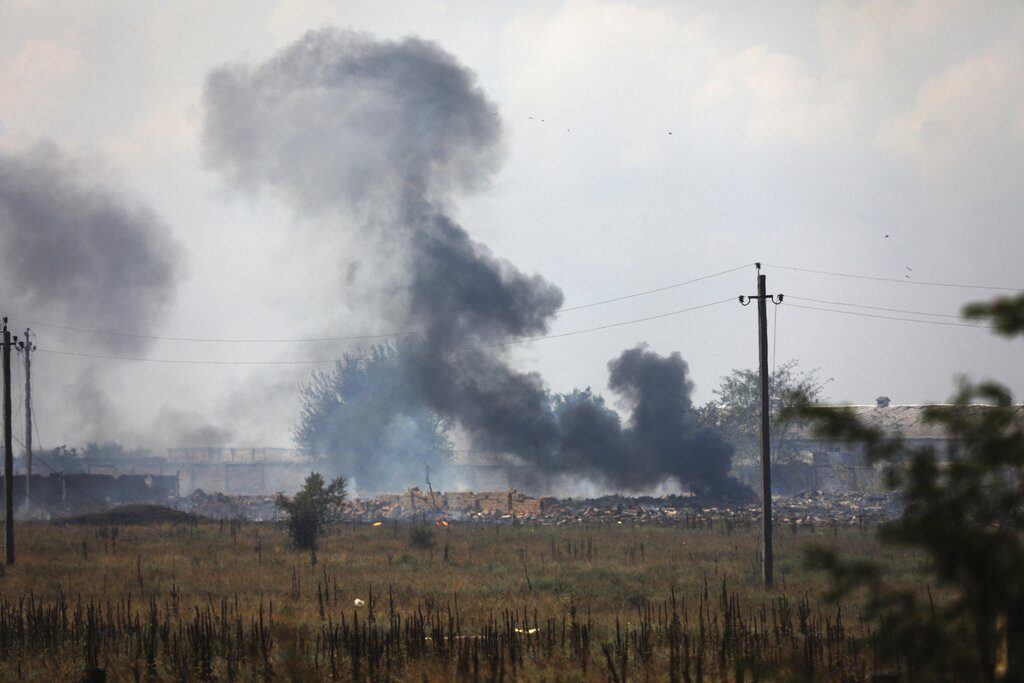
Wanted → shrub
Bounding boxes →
[274,473,347,551]
[408,524,435,550]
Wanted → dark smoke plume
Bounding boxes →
[0,143,182,354]
[548,345,749,498]
[203,29,748,498]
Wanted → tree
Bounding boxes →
[699,360,828,465]
[274,472,347,552]
[548,387,615,420]
[789,298,1024,681]
[294,343,453,492]
[963,293,1024,337]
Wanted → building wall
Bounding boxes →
[2,472,178,511]
[180,463,314,496]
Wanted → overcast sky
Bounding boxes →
[1,0,1022,449]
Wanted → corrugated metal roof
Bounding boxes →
[793,404,1024,440]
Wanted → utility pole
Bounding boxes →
[2,319,15,564]
[739,264,783,588]
[22,330,33,511]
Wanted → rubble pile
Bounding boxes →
[347,488,547,521]
[344,488,900,527]
[170,487,900,526]
[174,489,281,521]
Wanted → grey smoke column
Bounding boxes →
[203,29,747,497]
[0,143,182,354]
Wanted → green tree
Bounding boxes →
[274,472,347,552]
[295,343,453,492]
[790,299,1024,681]
[699,360,828,465]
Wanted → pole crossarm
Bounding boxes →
[739,293,784,305]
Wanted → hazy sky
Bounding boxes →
[1,0,1022,449]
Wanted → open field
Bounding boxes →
[0,515,927,681]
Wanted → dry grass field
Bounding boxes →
[0,514,928,681]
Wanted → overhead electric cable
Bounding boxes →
[786,303,993,329]
[489,297,735,347]
[33,296,735,365]
[555,263,753,312]
[6,320,421,344]
[787,296,968,320]
[8,263,753,343]
[766,264,1022,292]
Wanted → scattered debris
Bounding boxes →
[173,489,279,521]
[343,488,899,527]
[166,486,900,526]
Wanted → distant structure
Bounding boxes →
[166,447,312,495]
[779,400,1024,494]
[47,447,315,497]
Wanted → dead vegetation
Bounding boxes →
[0,516,924,680]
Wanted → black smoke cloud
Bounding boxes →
[203,29,748,498]
[549,346,747,498]
[0,142,184,444]
[0,143,182,354]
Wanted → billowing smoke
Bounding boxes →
[203,29,748,498]
[547,346,749,498]
[0,142,184,443]
[0,143,182,354]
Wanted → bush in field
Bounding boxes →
[274,472,347,551]
[408,524,435,550]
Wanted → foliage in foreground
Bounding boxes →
[791,294,1024,681]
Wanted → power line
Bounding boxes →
[787,296,968,320]
[555,263,753,312]
[766,264,1023,292]
[786,302,994,329]
[34,296,736,365]
[7,320,420,344]
[488,297,735,347]
[35,347,334,366]
[8,263,753,343]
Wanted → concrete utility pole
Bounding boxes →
[23,329,32,511]
[2,319,15,564]
[739,264,783,588]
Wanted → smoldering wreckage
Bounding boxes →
[170,487,898,528]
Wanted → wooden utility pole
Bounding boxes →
[2,318,14,564]
[739,264,783,588]
[23,329,32,510]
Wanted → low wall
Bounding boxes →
[2,472,178,511]
[179,463,314,496]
